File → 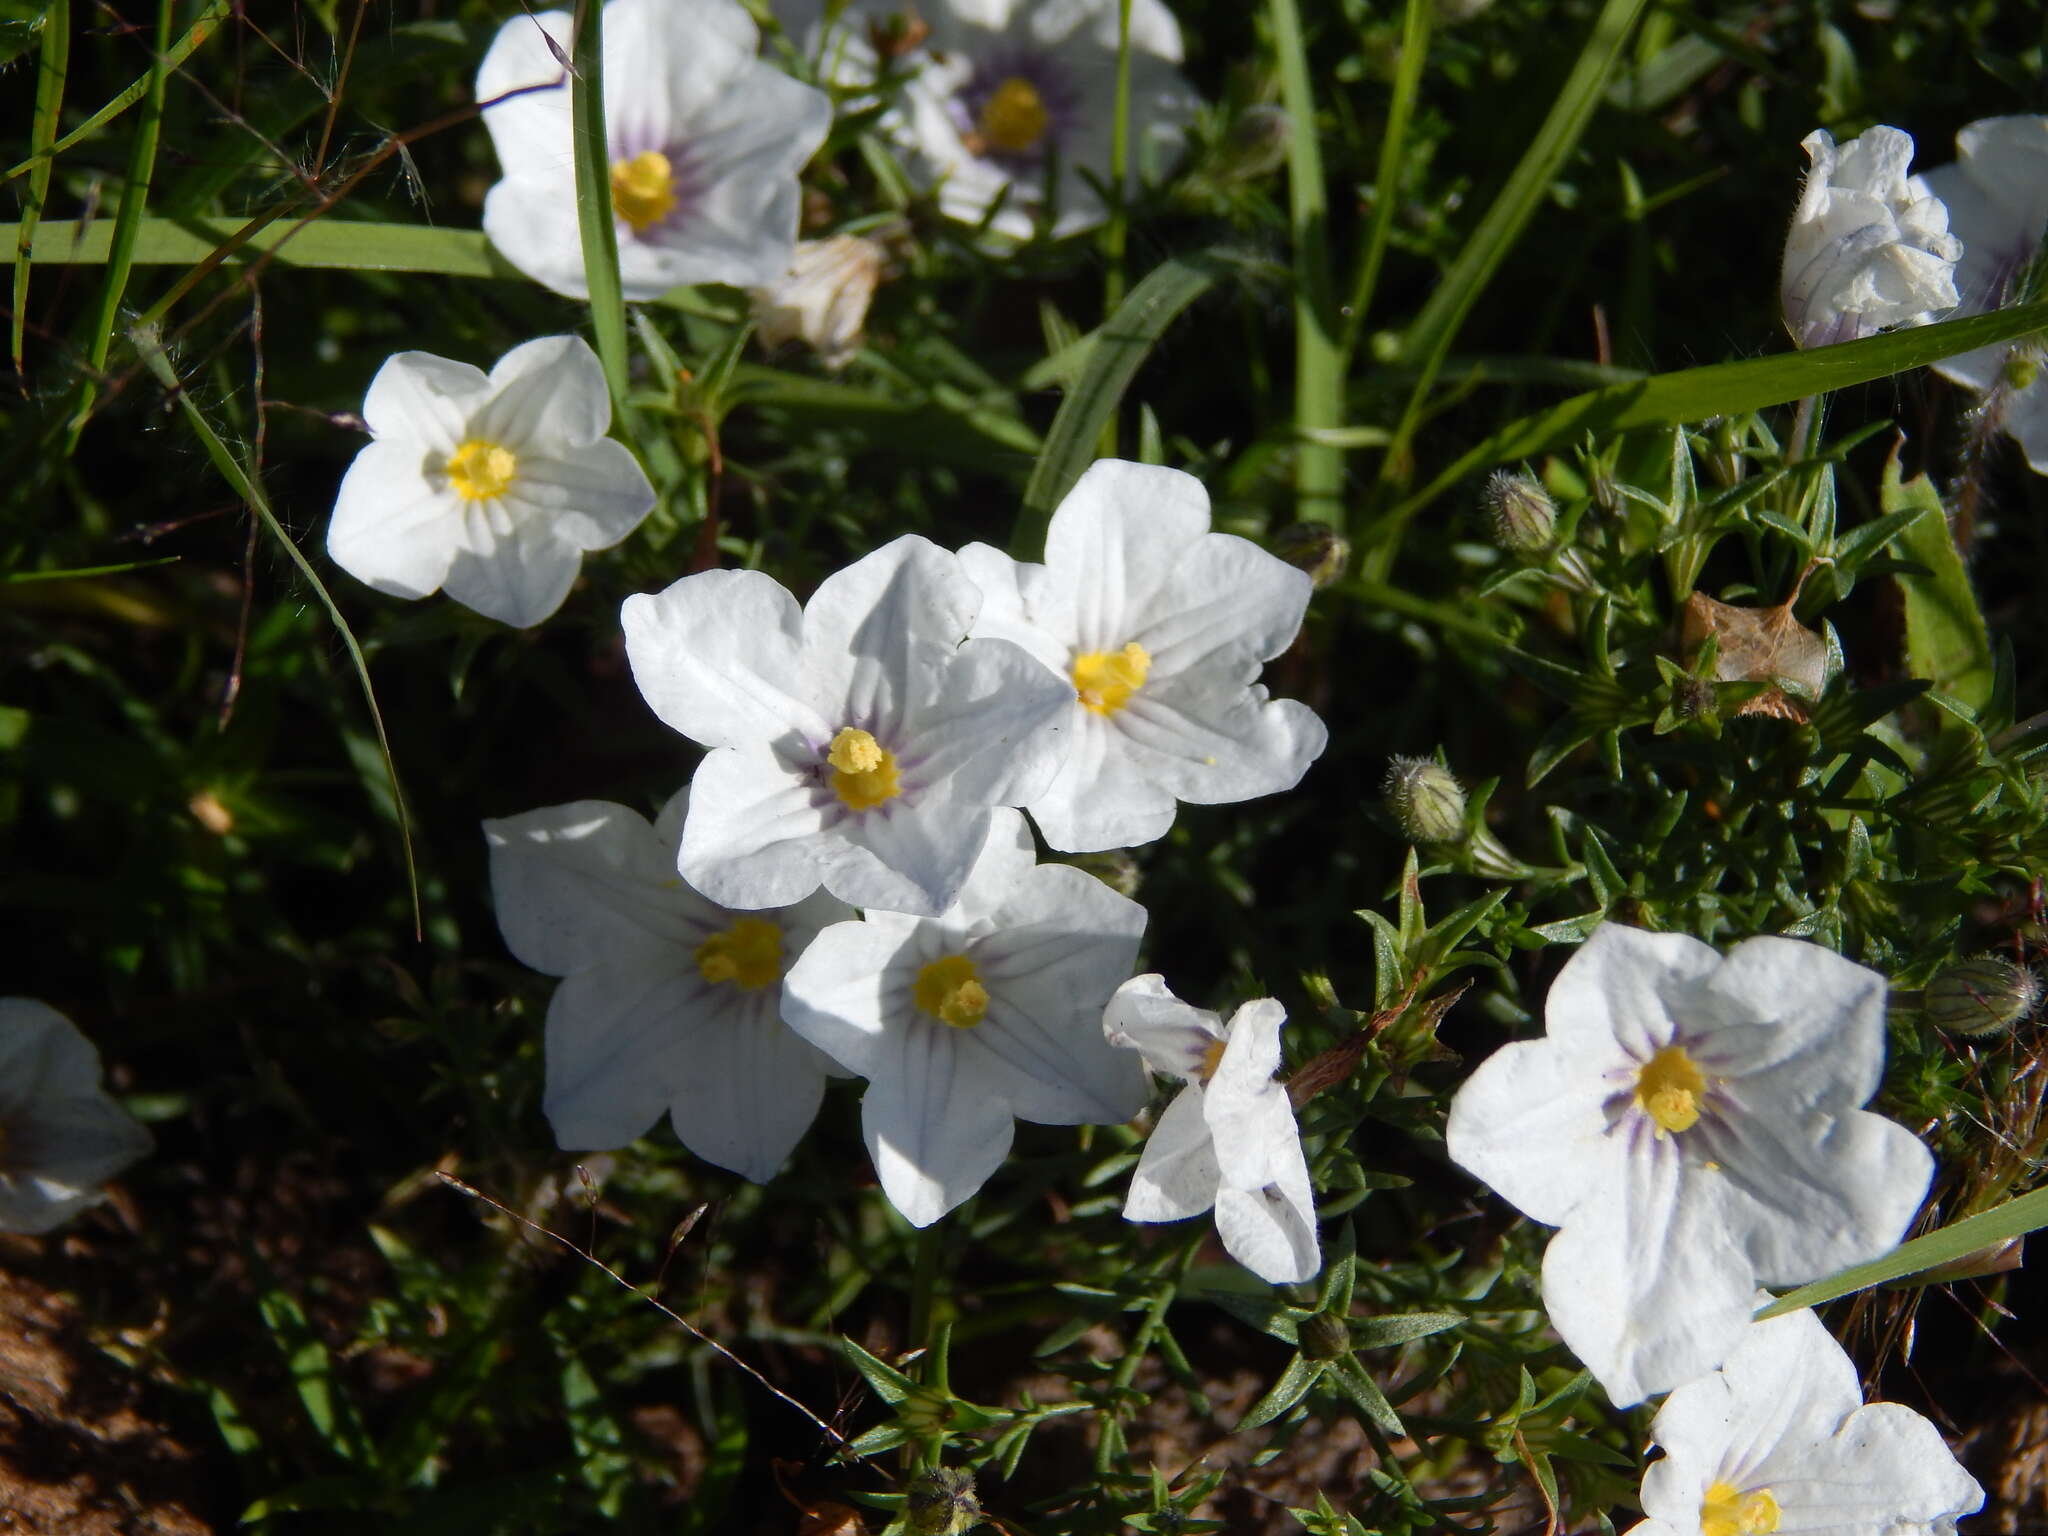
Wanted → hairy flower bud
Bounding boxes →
[1484,471,1556,556]
[1301,1309,1351,1360]
[1385,756,1467,845]
[906,1467,980,1536]
[1924,954,2042,1037]
[1271,522,1352,588]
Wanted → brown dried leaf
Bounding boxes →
[1680,592,1830,718]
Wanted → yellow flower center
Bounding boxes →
[1700,1481,1781,1536]
[978,76,1050,154]
[1071,642,1151,716]
[1635,1043,1707,1136]
[610,150,677,234]
[914,954,989,1030]
[827,727,902,811]
[694,918,784,991]
[446,438,518,502]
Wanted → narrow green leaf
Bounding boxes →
[4,556,179,582]
[5,216,521,276]
[568,0,632,414]
[1881,450,1994,715]
[838,1337,916,1404]
[1324,1357,1403,1434]
[131,322,421,934]
[1012,250,1233,555]
[1346,1312,1464,1350]
[1237,1354,1324,1431]
[1340,0,1431,360]
[13,0,67,376]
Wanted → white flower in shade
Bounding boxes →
[780,809,1148,1226]
[1104,975,1319,1285]
[958,460,1327,854]
[750,234,885,371]
[1781,125,1961,349]
[792,0,1201,240]
[0,1000,151,1235]
[327,336,656,629]
[1445,923,1935,1407]
[484,789,852,1183]
[1921,116,2048,471]
[622,535,1073,918]
[476,0,831,300]
[1627,1305,1984,1536]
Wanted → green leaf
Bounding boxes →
[1236,1354,1324,1431]
[12,0,67,376]
[4,216,521,276]
[1324,1356,1403,1435]
[1881,449,1994,715]
[568,0,631,414]
[1346,1312,1464,1350]
[839,1337,916,1404]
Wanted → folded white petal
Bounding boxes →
[1124,1085,1219,1221]
[1101,972,1225,1081]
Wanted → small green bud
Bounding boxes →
[1384,755,1467,845]
[1484,470,1556,556]
[1925,955,2042,1038]
[2004,347,2041,393]
[1220,104,1291,181]
[1271,522,1352,588]
[906,1467,980,1536]
[1300,1310,1351,1361]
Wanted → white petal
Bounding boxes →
[1207,997,1287,1093]
[360,349,489,448]
[676,741,836,910]
[802,534,978,728]
[1101,972,1225,1081]
[666,988,832,1181]
[780,916,915,1082]
[1025,710,1180,853]
[1698,936,1889,1109]
[956,542,1074,674]
[826,792,991,917]
[1129,530,1313,675]
[476,9,575,172]
[1775,1402,1983,1530]
[861,1036,1016,1227]
[542,958,704,1149]
[441,515,584,628]
[905,635,1076,811]
[940,806,1039,927]
[1043,460,1211,653]
[1544,922,1722,1060]
[482,171,589,300]
[1444,1038,1617,1228]
[500,440,656,554]
[623,569,833,749]
[1214,1176,1320,1285]
[1649,1307,1861,1487]
[472,334,613,451]
[1110,675,1326,810]
[0,1001,151,1234]
[1124,1085,1219,1221]
[327,441,461,602]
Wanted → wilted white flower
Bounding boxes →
[781,810,1148,1226]
[1781,125,1961,348]
[1922,115,2048,471]
[0,999,151,1234]
[622,535,1073,917]
[959,460,1326,853]
[792,0,1202,240]
[1446,923,1934,1406]
[327,336,656,628]
[485,790,851,1182]
[750,234,885,370]
[1104,975,1319,1284]
[477,0,832,300]
[1627,1305,1983,1536]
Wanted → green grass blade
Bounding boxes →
[131,322,422,936]
[13,0,68,378]
[1339,0,1431,364]
[1012,249,1233,555]
[568,0,631,414]
[68,0,173,445]
[1365,299,2048,553]
[1096,0,1134,458]
[1268,0,1343,523]
[4,557,180,582]
[6,216,519,277]
[1757,1184,2048,1319]
[2,0,229,187]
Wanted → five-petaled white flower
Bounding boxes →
[477,0,832,300]
[959,460,1327,853]
[1781,125,1961,349]
[780,809,1149,1226]
[0,999,152,1235]
[792,0,1201,240]
[622,534,1073,917]
[1445,923,1934,1407]
[1626,1304,1983,1536]
[1103,974,1319,1285]
[751,234,886,371]
[1922,115,2048,472]
[327,336,657,629]
[485,789,852,1183]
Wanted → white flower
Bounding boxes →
[958,460,1327,853]
[476,0,831,300]
[1921,116,2048,471]
[1445,923,1934,1407]
[780,809,1148,1226]
[622,534,1073,917]
[792,0,1202,240]
[1104,975,1319,1285]
[327,336,656,629]
[0,999,152,1235]
[485,789,852,1183]
[1627,1306,1983,1536]
[751,234,885,371]
[1781,125,1961,349]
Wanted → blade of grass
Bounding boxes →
[7,217,520,276]
[1757,1184,2048,1319]
[1096,0,1135,459]
[2,0,229,186]
[131,322,422,937]
[568,0,631,414]
[5,557,180,582]
[1268,0,1343,524]
[13,0,68,379]
[68,0,173,446]
[1338,0,1431,363]
[1012,248,1235,555]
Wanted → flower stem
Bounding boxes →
[1092,1235,1199,1475]
[1098,0,1134,460]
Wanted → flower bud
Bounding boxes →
[1219,104,1291,181]
[1484,471,1556,556]
[1271,522,1352,588]
[1385,756,1467,845]
[1301,1309,1351,1361]
[1924,954,2041,1038]
[905,1467,980,1536]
